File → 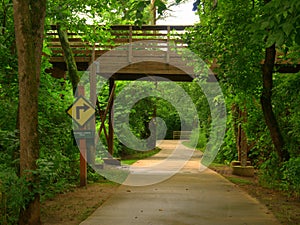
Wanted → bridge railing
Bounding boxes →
[47,25,192,64]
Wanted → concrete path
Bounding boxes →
[80,140,280,225]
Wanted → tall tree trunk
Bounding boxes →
[13,0,46,224]
[56,24,79,94]
[260,44,289,162]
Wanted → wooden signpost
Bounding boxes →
[67,85,95,187]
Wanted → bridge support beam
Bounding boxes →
[87,62,97,167]
[108,78,115,155]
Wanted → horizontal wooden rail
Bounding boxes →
[47,25,191,63]
[173,131,192,140]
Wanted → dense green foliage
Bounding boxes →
[1,1,188,223]
[0,0,299,223]
[189,0,300,195]
[0,60,79,224]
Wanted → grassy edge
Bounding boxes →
[181,140,204,152]
[121,147,161,165]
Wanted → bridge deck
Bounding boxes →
[48,25,199,81]
[47,25,300,80]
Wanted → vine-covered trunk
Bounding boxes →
[260,44,289,162]
[56,24,94,180]
[13,0,46,224]
[56,24,79,94]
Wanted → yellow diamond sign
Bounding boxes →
[67,96,95,127]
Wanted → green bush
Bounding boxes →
[214,127,238,165]
[0,166,29,225]
[281,157,300,197]
[189,127,207,150]
[259,155,300,198]
[37,148,78,200]
[259,152,282,189]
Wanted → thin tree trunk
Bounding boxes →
[260,44,289,162]
[150,0,156,25]
[56,24,79,94]
[13,0,46,224]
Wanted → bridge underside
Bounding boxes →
[49,60,300,82]
[49,61,198,82]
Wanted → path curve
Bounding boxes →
[81,140,280,225]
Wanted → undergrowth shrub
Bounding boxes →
[281,157,300,197]
[259,153,300,198]
[38,148,78,200]
[189,127,207,150]
[259,152,282,188]
[0,166,28,225]
[214,127,237,165]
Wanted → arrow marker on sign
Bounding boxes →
[66,96,95,127]
[76,104,90,119]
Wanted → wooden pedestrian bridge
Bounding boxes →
[48,25,200,82]
[47,25,300,82]
[51,25,299,186]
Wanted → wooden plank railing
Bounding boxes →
[46,25,300,75]
[47,25,192,64]
[173,131,192,140]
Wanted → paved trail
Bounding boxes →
[80,140,280,225]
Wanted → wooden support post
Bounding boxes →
[87,59,97,166]
[236,106,248,167]
[152,81,157,147]
[166,26,170,64]
[79,137,87,187]
[77,85,87,187]
[128,26,132,64]
[240,108,248,167]
[108,78,115,155]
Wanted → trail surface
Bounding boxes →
[80,140,280,225]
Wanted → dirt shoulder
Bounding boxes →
[41,181,119,225]
[209,164,300,225]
